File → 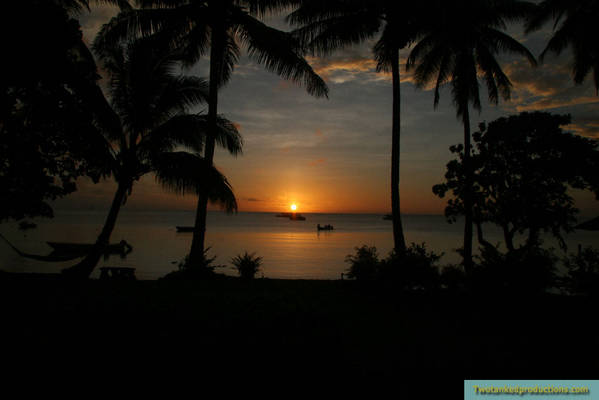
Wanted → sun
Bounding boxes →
[290,204,297,211]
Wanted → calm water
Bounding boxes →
[0,211,597,280]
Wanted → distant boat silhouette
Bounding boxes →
[317,224,333,231]
[176,226,195,232]
[276,212,306,221]
[47,240,132,255]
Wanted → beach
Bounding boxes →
[0,273,596,389]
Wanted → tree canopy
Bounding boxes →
[434,112,599,252]
[0,0,111,221]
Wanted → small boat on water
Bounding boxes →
[276,212,306,221]
[176,226,195,232]
[47,240,132,255]
[317,224,334,231]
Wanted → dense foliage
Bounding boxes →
[434,112,599,252]
[0,0,110,221]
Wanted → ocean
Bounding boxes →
[0,211,597,280]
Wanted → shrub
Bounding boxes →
[161,248,224,280]
[380,243,443,290]
[345,243,443,290]
[345,245,379,281]
[472,245,557,294]
[564,246,599,296]
[439,264,466,291]
[231,252,263,280]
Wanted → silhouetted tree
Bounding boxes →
[96,0,328,267]
[407,0,537,273]
[526,0,599,94]
[289,0,429,255]
[0,0,130,222]
[63,36,240,278]
[433,112,599,253]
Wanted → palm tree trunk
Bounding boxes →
[62,181,128,278]
[189,25,223,266]
[391,48,406,255]
[502,223,515,252]
[462,105,474,274]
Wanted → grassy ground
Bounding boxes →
[0,272,596,389]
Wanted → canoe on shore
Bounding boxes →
[47,241,132,255]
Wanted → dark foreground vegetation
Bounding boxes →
[1,272,597,388]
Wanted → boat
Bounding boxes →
[317,224,334,231]
[176,226,195,232]
[276,212,306,221]
[47,240,132,255]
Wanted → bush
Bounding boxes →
[161,248,224,280]
[231,252,263,280]
[344,243,443,291]
[472,245,557,294]
[564,246,599,296]
[345,245,379,281]
[439,264,466,291]
[380,243,443,290]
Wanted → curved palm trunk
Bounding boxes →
[189,25,223,266]
[462,105,474,274]
[391,49,407,255]
[62,181,128,278]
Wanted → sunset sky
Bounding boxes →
[56,4,599,216]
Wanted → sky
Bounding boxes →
[57,3,599,217]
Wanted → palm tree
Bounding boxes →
[288,0,427,255]
[526,0,599,94]
[63,36,241,278]
[95,0,328,266]
[406,0,537,273]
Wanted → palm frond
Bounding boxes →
[153,152,238,213]
[525,0,570,33]
[94,6,194,55]
[292,12,381,57]
[140,113,242,156]
[483,28,537,67]
[243,0,302,17]
[141,114,207,155]
[215,33,241,88]
[213,115,243,156]
[233,7,328,98]
[475,44,512,104]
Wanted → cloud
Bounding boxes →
[566,114,599,138]
[304,46,420,87]
[503,60,599,112]
[244,197,262,202]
